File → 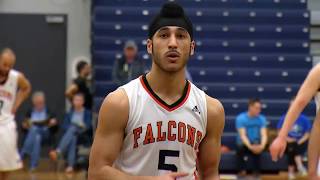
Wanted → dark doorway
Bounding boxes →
[0,13,67,123]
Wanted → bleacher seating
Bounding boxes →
[92,0,312,172]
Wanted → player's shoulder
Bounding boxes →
[314,63,320,70]
[205,95,224,118]
[205,95,223,109]
[97,89,129,130]
[10,69,28,83]
[310,63,320,75]
[10,69,21,76]
[205,95,225,132]
[100,88,129,113]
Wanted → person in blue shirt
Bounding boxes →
[49,93,92,173]
[20,91,58,171]
[236,98,268,177]
[277,98,311,179]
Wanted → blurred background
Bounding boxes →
[0,0,320,179]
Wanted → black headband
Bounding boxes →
[148,2,193,40]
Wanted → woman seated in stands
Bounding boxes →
[20,91,58,171]
[49,93,92,173]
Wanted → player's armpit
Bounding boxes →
[198,96,225,180]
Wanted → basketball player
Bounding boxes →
[270,64,320,180]
[89,2,225,180]
[0,48,31,180]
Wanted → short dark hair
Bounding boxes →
[76,61,88,74]
[248,98,261,106]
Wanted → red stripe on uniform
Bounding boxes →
[139,76,191,112]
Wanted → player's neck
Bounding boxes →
[146,68,186,97]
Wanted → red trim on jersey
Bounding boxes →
[139,76,191,112]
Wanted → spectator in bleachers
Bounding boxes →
[65,61,92,110]
[277,97,310,179]
[112,40,145,85]
[49,93,92,173]
[236,98,267,177]
[20,91,58,171]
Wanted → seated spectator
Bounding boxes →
[20,91,58,171]
[65,60,92,110]
[236,98,267,177]
[112,40,145,85]
[49,93,92,173]
[277,97,310,179]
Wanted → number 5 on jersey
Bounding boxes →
[158,150,180,172]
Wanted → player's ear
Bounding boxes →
[190,40,195,56]
[147,39,153,55]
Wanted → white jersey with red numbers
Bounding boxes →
[113,75,207,180]
[0,69,19,123]
[0,69,22,171]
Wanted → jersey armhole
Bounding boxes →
[118,87,131,135]
[202,91,208,137]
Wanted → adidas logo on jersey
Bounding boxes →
[192,106,200,115]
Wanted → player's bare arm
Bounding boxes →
[88,89,187,180]
[270,64,320,161]
[198,96,225,180]
[308,114,320,179]
[279,64,320,138]
[12,73,31,114]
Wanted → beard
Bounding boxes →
[151,44,190,73]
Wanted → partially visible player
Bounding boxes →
[270,64,320,180]
[89,2,225,180]
[0,48,31,180]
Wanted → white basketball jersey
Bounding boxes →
[0,70,19,123]
[315,92,320,112]
[113,75,207,180]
